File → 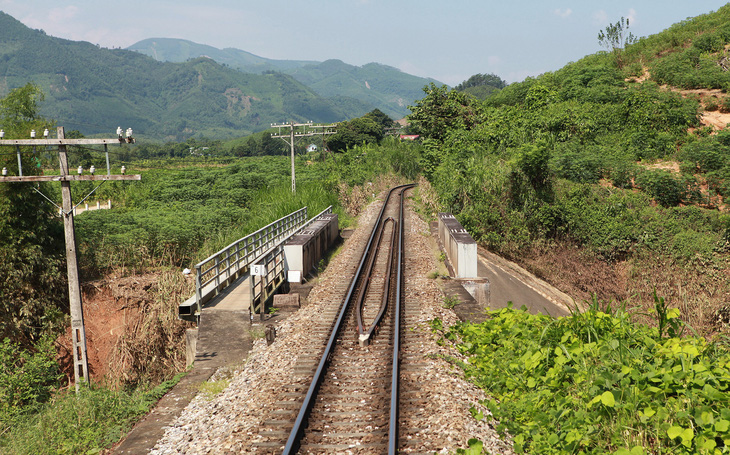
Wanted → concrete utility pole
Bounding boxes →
[271,122,336,193]
[0,126,141,392]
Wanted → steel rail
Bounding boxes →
[357,217,397,346]
[353,216,388,336]
[388,184,412,453]
[281,184,411,455]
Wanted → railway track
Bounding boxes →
[252,184,413,454]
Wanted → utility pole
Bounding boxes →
[271,122,336,193]
[0,126,140,392]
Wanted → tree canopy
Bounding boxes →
[327,109,393,152]
[455,73,506,91]
[407,83,477,141]
[0,83,67,346]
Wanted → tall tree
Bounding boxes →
[364,109,395,130]
[0,83,67,346]
[597,17,638,68]
[455,73,507,91]
[407,83,477,141]
[328,115,384,152]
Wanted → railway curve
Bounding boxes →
[148,186,514,455]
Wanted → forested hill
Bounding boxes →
[127,38,318,73]
[128,38,442,119]
[0,11,372,140]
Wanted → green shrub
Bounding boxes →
[679,139,729,173]
[557,184,646,261]
[635,169,686,207]
[670,230,717,261]
[0,374,184,455]
[551,146,604,184]
[610,162,637,189]
[705,166,730,198]
[439,300,730,454]
[703,95,719,111]
[0,337,60,433]
[692,31,725,53]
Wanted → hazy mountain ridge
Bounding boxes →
[0,11,371,140]
[127,38,443,119]
[127,38,318,73]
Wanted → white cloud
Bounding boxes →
[488,55,501,66]
[593,9,609,25]
[553,8,572,19]
[48,5,80,22]
[627,8,638,26]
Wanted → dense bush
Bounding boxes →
[551,145,605,184]
[73,157,291,273]
[439,299,730,454]
[0,84,68,347]
[0,337,60,433]
[635,169,687,207]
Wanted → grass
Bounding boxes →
[249,327,266,339]
[0,372,185,455]
[198,378,231,401]
[442,295,460,309]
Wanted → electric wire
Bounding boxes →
[71,180,107,214]
[32,185,63,217]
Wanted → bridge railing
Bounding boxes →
[183,207,307,319]
[249,205,333,318]
[178,205,333,320]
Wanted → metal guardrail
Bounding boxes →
[249,206,333,318]
[249,246,286,319]
[191,207,308,317]
[180,205,334,320]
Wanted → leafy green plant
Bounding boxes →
[652,289,684,338]
[0,336,61,433]
[440,299,730,454]
[635,169,686,207]
[442,295,460,309]
[456,438,485,455]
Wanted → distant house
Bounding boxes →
[399,134,420,141]
[307,144,318,152]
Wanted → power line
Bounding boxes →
[271,121,336,193]
[0,127,141,393]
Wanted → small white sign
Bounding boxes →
[288,270,301,283]
[252,264,266,276]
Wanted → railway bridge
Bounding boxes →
[114,186,571,454]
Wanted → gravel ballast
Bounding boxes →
[149,192,514,454]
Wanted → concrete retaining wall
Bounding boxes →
[438,212,477,278]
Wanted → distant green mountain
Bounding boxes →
[127,38,317,73]
[287,59,440,120]
[127,38,443,119]
[0,12,371,140]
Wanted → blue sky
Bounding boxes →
[1,1,728,85]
